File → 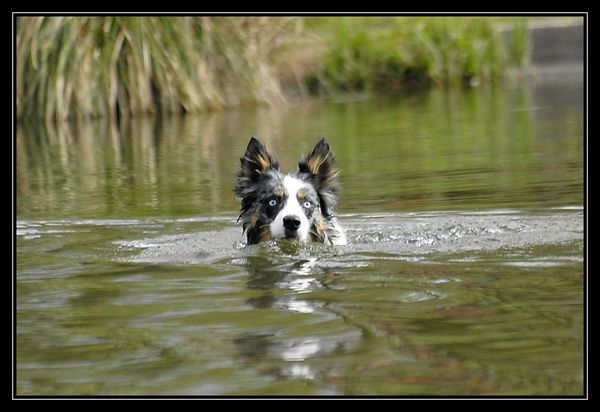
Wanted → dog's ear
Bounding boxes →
[299,138,341,218]
[236,137,279,190]
[299,138,340,192]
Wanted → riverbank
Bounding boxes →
[15,15,584,123]
[276,16,584,95]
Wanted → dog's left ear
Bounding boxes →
[299,138,340,192]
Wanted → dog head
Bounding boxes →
[234,137,342,245]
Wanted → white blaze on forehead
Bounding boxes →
[282,175,306,199]
[269,175,310,241]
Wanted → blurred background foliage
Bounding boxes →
[16,15,531,123]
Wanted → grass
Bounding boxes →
[308,16,529,92]
[16,15,529,123]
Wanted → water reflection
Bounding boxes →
[231,246,362,387]
[16,80,583,220]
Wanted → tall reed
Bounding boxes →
[16,16,299,122]
[16,16,530,122]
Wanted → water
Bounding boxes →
[15,79,585,396]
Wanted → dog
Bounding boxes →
[235,137,346,246]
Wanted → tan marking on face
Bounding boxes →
[250,211,258,226]
[250,210,271,242]
[309,214,326,243]
[260,230,271,242]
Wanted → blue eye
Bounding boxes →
[269,199,278,207]
[303,201,312,208]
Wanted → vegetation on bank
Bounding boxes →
[16,15,529,123]
[312,16,528,92]
[16,16,299,122]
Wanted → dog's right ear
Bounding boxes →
[236,137,280,190]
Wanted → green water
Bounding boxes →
[15,80,585,396]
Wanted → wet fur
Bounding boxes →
[235,137,346,246]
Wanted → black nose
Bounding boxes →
[283,215,301,230]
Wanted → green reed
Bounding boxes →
[16,16,298,122]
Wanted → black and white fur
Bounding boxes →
[235,137,346,246]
